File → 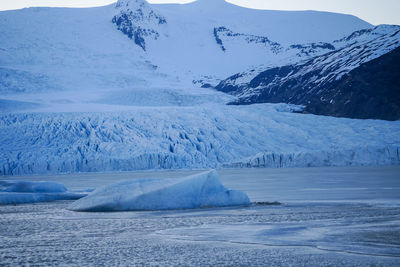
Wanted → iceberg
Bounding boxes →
[0,180,86,205]
[0,180,67,193]
[69,170,250,212]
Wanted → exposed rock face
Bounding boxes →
[215,25,400,120]
[112,0,166,51]
[307,46,400,120]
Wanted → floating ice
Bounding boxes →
[69,170,250,212]
[0,180,67,193]
[0,180,86,205]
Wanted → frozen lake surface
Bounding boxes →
[1,166,400,266]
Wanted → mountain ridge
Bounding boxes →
[215,24,400,120]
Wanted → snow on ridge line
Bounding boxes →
[1,108,399,175]
[68,170,250,212]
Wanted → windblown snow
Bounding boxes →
[69,170,250,211]
[0,0,399,175]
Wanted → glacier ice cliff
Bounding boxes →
[1,104,399,175]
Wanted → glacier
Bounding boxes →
[1,104,399,175]
[0,180,86,205]
[69,170,250,211]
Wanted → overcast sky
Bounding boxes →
[0,0,399,26]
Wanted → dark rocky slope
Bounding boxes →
[215,26,400,120]
[307,46,400,120]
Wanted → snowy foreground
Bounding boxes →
[1,166,399,266]
[1,104,400,175]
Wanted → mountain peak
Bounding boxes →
[115,0,147,9]
[195,0,226,3]
[373,24,400,34]
[113,0,166,51]
[192,0,228,7]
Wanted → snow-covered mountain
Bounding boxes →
[112,0,372,81]
[0,0,399,175]
[215,25,400,120]
[0,0,375,112]
[112,0,167,51]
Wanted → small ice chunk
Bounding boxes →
[0,180,85,205]
[69,170,250,212]
[0,181,67,193]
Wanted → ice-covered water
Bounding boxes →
[1,166,399,266]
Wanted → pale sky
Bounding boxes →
[0,0,399,26]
